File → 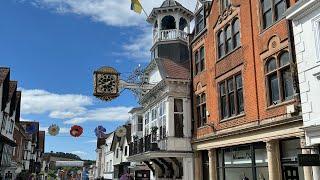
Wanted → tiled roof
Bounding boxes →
[0,67,9,85]
[161,0,182,7]
[156,58,190,80]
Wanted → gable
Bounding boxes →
[148,67,162,84]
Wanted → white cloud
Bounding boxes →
[25,0,196,27]
[40,126,70,134]
[63,106,132,124]
[20,88,132,124]
[21,89,93,117]
[114,27,152,62]
[70,150,88,158]
[85,139,97,144]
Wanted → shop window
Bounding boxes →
[174,99,184,138]
[265,50,294,106]
[217,143,268,180]
[219,74,244,120]
[280,138,305,180]
[261,0,287,29]
[197,93,207,127]
[195,7,205,34]
[202,150,209,180]
[194,46,205,75]
[217,17,241,59]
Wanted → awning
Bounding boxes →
[0,134,17,147]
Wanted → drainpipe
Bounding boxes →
[188,34,195,138]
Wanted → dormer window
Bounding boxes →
[195,7,205,34]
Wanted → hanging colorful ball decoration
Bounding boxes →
[25,123,37,134]
[70,125,83,137]
[94,126,107,138]
[48,124,60,136]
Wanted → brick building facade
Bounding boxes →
[190,0,312,180]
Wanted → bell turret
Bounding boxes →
[148,0,193,63]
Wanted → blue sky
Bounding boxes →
[0,0,195,160]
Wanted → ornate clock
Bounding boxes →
[94,67,120,101]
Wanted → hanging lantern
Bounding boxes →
[94,126,107,138]
[25,123,37,134]
[70,125,83,137]
[48,124,60,136]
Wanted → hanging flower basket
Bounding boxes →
[48,124,60,136]
[70,125,83,137]
[94,125,106,138]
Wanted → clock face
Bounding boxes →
[97,74,117,93]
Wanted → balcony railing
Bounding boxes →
[129,135,161,156]
[153,29,188,44]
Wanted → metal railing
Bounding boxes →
[153,29,188,43]
[129,134,162,156]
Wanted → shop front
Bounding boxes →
[217,143,268,180]
[214,139,304,180]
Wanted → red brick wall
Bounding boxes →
[192,0,298,139]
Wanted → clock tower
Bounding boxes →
[148,0,193,63]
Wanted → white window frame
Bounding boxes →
[312,14,320,62]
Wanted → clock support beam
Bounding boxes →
[119,80,155,91]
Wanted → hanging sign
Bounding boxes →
[298,154,320,166]
[48,124,60,136]
[94,126,106,138]
[70,125,83,137]
[25,123,37,134]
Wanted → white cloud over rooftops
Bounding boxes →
[20,88,132,124]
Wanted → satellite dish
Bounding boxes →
[115,126,127,138]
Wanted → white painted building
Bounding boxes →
[103,132,115,180]
[111,124,132,180]
[127,1,194,179]
[286,0,320,179]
